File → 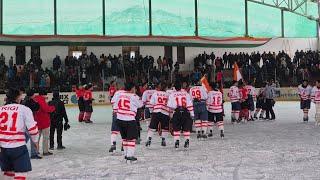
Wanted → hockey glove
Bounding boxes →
[64,123,71,131]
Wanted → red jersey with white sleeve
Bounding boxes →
[206,90,223,113]
[167,90,194,117]
[150,90,170,116]
[239,87,248,101]
[189,86,208,101]
[228,86,240,102]
[0,104,39,148]
[298,85,312,101]
[114,92,143,121]
[311,86,320,103]
[109,86,117,97]
[142,90,156,108]
[245,85,256,99]
[111,90,126,112]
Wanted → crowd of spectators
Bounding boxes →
[193,50,320,87]
[0,49,319,93]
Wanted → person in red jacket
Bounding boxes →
[239,81,249,122]
[34,89,56,156]
[84,84,93,123]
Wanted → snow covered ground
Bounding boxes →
[4,102,320,179]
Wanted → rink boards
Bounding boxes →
[0,87,300,106]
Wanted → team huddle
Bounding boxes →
[106,80,225,162]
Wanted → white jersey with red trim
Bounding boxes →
[207,90,223,113]
[228,86,240,102]
[245,85,256,99]
[311,86,320,103]
[166,88,176,94]
[142,90,156,108]
[111,90,126,112]
[298,85,312,101]
[189,86,208,101]
[167,90,194,117]
[0,104,39,148]
[114,92,143,121]
[150,90,170,116]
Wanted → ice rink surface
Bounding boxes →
[10,102,320,179]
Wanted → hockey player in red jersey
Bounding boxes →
[228,81,241,123]
[167,81,194,149]
[114,83,143,162]
[0,88,39,180]
[311,80,320,125]
[206,82,224,138]
[239,81,250,122]
[75,85,85,122]
[189,80,208,139]
[145,82,170,147]
[83,84,93,123]
[298,80,312,122]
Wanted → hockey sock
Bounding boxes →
[14,172,27,180]
[111,131,120,145]
[231,111,235,120]
[78,111,84,122]
[254,109,260,117]
[217,121,224,131]
[207,121,214,132]
[126,139,136,157]
[234,111,240,120]
[260,110,265,118]
[303,109,309,119]
[3,171,14,180]
[122,140,128,156]
[250,110,255,119]
[194,120,201,134]
[201,120,208,134]
[84,112,92,121]
[173,131,180,142]
[183,131,191,140]
[161,129,169,139]
[147,128,156,140]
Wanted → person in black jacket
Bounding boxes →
[22,89,42,159]
[49,91,70,150]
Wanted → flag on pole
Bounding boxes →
[201,75,212,92]
[233,62,242,82]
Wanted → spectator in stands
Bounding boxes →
[53,55,61,71]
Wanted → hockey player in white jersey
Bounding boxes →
[298,80,312,122]
[142,83,156,120]
[145,82,170,147]
[113,83,143,162]
[167,81,194,149]
[206,82,224,138]
[228,81,241,123]
[245,81,256,121]
[311,80,320,126]
[189,80,208,139]
[0,88,39,180]
[109,88,125,153]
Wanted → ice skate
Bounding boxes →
[196,132,202,139]
[220,130,224,139]
[201,131,207,139]
[184,139,189,148]
[109,142,116,153]
[145,137,151,147]
[126,156,138,163]
[174,140,179,149]
[208,130,213,137]
[161,138,166,147]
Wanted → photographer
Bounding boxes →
[49,91,70,150]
